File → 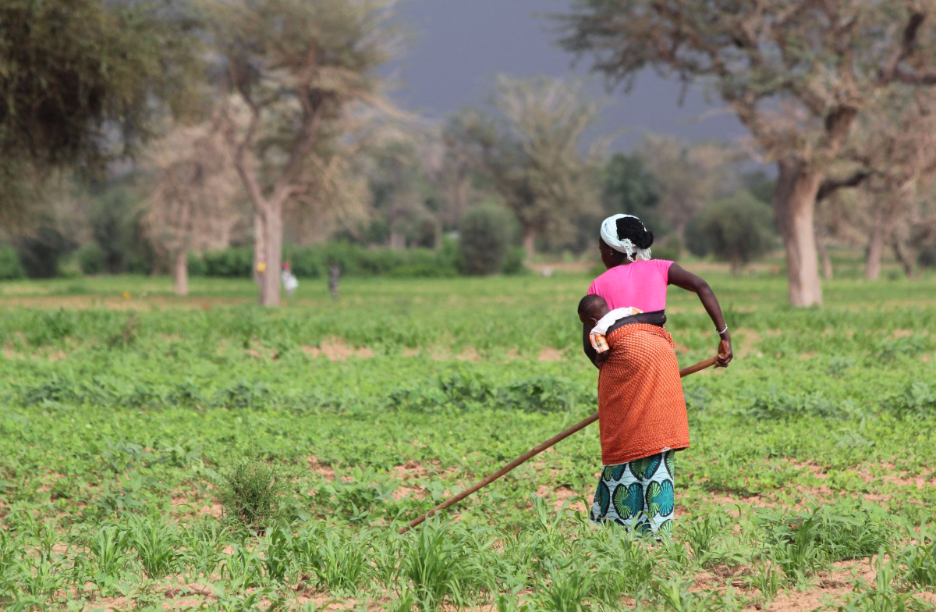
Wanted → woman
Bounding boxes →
[582,214,732,535]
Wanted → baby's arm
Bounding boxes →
[582,322,600,369]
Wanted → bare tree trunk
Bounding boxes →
[816,233,833,280]
[253,211,265,285]
[523,226,536,263]
[433,216,443,251]
[865,223,884,280]
[389,228,405,250]
[173,250,189,296]
[328,262,340,299]
[259,202,283,307]
[730,254,741,276]
[773,161,823,306]
[892,238,915,278]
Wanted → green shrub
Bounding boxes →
[77,244,106,275]
[16,225,76,278]
[187,253,207,277]
[202,247,253,278]
[686,191,775,273]
[651,236,681,262]
[289,247,324,278]
[0,244,25,280]
[217,457,283,533]
[385,263,457,278]
[888,382,936,417]
[684,213,711,259]
[501,246,528,275]
[457,204,517,275]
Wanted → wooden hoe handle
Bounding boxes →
[398,355,719,534]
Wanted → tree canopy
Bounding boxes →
[450,75,602,262]
[555,0,936,306]
[0,0,200,219]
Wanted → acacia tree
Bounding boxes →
[451,76,603,262]
[846,92,936,279]
[204,0,398,305]
[142,111,242,295]
[0,0,198,225]
[690,192,775,275]
[556,2,936,306]
[634,135,738,238]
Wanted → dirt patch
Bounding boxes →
[780,458,829,479]
[704,491,775,512]
[853,463,936,489]
[691,564,752,593]
[391,460,436,480]
[537,347,564,362]
[751,559,876,611]
[452,347,481,362]
[171,496,223,518]
[535,484,587,513]
[301,338,375,361]
[294,592,359,610]
[84,596,130,611]
[308,455,337,482]
[392,485,426,502]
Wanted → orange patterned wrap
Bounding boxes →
[597,323,689,466]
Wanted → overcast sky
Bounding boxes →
[385,0,747,151]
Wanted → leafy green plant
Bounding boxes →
[899,532,936,589]
[260,527,293,583]
[88,525,130,588]
[535,562,594,612]
[180,520,228,577]
[745,562,781,602]
[16,553,65,602]
[838,552,927,612]
[651,577,724,612]
[403,520,468,610]
[216,457,283,533]
[127,514,180,579]
[220,542,265,590]
[293,527,369,595]
[684,513,725,561]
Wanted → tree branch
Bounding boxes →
[879,11,925,83]
[223,100,267,212]
[816,170,869,201]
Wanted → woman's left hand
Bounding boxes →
[716,338,732,367]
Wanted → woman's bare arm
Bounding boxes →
[668,263,733,367]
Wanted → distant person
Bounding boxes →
[328,260,340,300]
[581,214,732,536]
[281,262,298,297]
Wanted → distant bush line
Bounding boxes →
[1,240,528,280]
[186,241,526,280]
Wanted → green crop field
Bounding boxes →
[1,269,935,611]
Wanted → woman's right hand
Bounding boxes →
[716,337,733,367]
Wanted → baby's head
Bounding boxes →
[578,294,609,327]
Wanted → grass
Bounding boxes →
[0,266,934,610]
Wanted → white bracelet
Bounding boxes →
[717,324,728,335]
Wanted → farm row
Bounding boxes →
[0,273,934,610]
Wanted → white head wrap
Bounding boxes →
[600,214,652,262]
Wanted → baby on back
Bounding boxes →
[577,294,642,357]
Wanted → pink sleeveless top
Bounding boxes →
[587,260,673,312]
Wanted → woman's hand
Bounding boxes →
[716,337,733,367]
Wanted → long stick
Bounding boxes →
[399,355,719,534]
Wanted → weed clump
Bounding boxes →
[217,457,283,533]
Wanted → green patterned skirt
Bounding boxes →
[590,449,675,535]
